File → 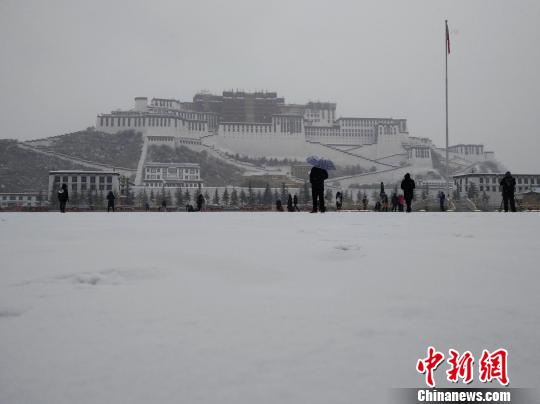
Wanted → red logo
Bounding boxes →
[447,349,474,384]
[416,347,509,387]
[479,349,509,386]
[416,346,445,388]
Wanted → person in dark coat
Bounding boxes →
[57,183,69,213]
[400,173,416,213]
[362,195,368,210]
[276,199,284,212]
[391,193,398,212]
[500,171,516,212]
[293,194,299,211]
[287,194,294,212]
[309,166,328,213]
[335,191,343,211]
[161,199,167,211]
[106,190,115,212]
[381,192,389,212]
[438,191,446,212]
[197,193,205,212]
[145,202,150,212]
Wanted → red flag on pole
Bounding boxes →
[446,21,451,54]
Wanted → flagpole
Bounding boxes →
[445,20,450,202]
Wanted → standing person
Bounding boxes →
[161,199,167,211]
[57,183,69,213]
[145,202,150,212]
[381,192,389,212]
[197,193,205,212]
[362,195,368,210]
[400,173,416,213]
[287,194,294,212]
[398,194,405,212]
[309,165,328,213]
[438,191,446,212]
[500,171,517,212]
[391,192,398,212]
[276,199,284,212]
[293,194,300,211]
[106,190,115,212]
[335,191,343,211]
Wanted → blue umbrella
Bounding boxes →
[306,155,336,170]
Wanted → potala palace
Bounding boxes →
[95,90,504,190]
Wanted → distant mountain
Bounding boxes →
[0,139,89,193]
[1,129,249,193]
[27,129,143,169]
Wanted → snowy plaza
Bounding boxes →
[1,212,539,403]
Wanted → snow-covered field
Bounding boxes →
[1,212,539,403]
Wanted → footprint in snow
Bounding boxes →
[0,309,23,318]
[453,233,475,239]
[334,244,361,251]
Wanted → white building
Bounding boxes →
[142,163,203,189]
[94,93,501,181]
[453,173,540,204]
[48,171,121,200]
[0,192,45,208]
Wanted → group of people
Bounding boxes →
[56,184,116,213]
[56,169,519,214]
[373,192,407,212]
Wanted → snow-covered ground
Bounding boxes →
[1,212,539,404]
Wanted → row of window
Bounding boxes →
[408,149,430,158]
[1,195,36,201]
[57,184,113,191]
[145,168,199,174]
[54,175,113,183]
[463,177,540,185]
[144,182,200,188]
[100,116,207,131]
[451,146,483,155]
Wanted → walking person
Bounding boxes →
[391,192,398,212]
[276,199,284,212]
[106,190,115,212]
[287,194,294,212]
[310,165,328,213]
[57,183,69,213]
[438,191,446,212]
[336,191,343,211]
[400,173,416,213]
[197,193,205,212]
[500,171,517,212]
[293,194,300,211]
[145,202,150,212]
[161,199,167,211]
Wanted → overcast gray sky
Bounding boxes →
[1,0,539,171]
